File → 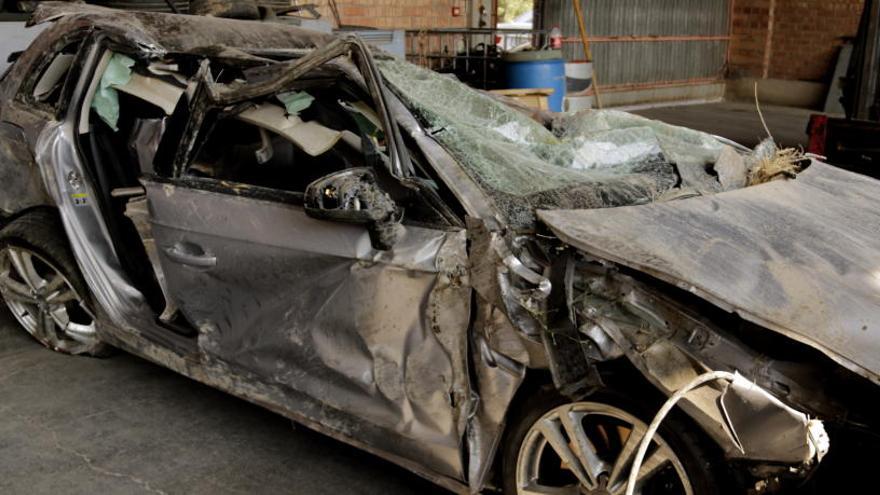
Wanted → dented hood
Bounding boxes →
[538,162,880,384]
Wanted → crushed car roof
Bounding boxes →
[539,162,880,385]
[29,2,336,56]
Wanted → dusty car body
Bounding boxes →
[0,4,878,494]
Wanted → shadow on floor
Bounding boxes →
[0,307,449,495]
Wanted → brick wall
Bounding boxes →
[768,0,864,81]
[729,0,865,82]
[729,0,774,78]
[311,0,468,29]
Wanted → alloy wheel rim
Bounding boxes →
[0,246,97,353]
[516,402,693,495]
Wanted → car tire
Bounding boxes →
[501,384,728,495]
[0,210,110,356]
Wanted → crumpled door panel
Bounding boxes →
[142,179,472,480]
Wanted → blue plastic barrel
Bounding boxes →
[503,50,566,112]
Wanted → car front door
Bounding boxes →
[142,50,472,481]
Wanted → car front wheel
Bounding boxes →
[0,211,108,356]
[502,387,724,495]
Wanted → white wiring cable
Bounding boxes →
[625,371,738,495]
[754,82,775,143]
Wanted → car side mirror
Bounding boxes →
[304,167,401,250]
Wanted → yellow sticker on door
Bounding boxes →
[71,193,88,206]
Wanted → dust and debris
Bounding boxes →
[747,139,805,186]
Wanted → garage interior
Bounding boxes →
[1,0,878,494]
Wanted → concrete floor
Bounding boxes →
[634,100,815,149]
[0,307,447,495]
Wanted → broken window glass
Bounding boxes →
[377,59,731,230]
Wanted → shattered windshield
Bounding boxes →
[378,59,728,230]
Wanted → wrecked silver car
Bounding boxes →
[1,4,877,494]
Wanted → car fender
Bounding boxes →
[0,121,54,218]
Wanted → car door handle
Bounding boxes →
[164,242,217,268]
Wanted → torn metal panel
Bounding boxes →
[721,373,830,464]
[581,297,744,455]
[478,301,545,368]
[542,252,603,399]
[539,162,880,385]
[465,218,558,377]
[203,38,350,105]
[465,217,507,308]
[465,217,548,340]
[467,298,526,492]
[567,257,834,464]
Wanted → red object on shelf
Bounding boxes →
[806,114,828,156]
[550,27,563,49]
[451,6,461,16]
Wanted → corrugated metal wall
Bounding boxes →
[540,0,731,90]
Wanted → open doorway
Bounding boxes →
[497,0,534,28]
[496,0,535,51]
